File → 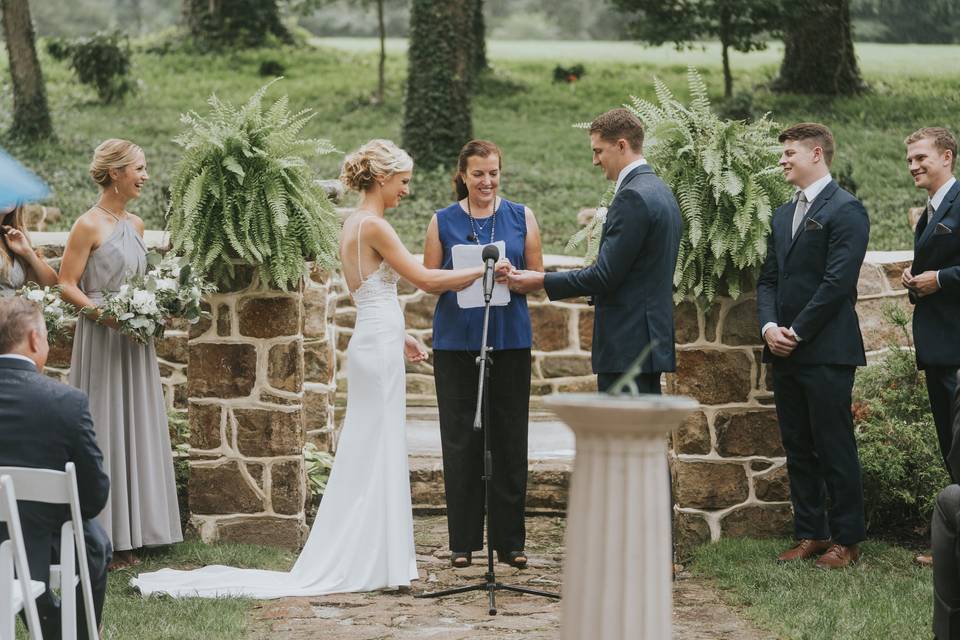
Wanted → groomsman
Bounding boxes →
[757,123,869,569]
[901,128,960,478]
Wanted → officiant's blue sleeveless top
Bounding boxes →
[432,198,532,351]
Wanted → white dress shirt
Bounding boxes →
[761,173,833,342]
[614,157,648,193]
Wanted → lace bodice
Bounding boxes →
[351,260,399,306]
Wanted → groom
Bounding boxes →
[508,108,682,392]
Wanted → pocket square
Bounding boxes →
[935,222,953,235]
[804,218,823,231]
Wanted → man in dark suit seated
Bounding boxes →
[757,123,870,569]
[0,297,111,640]
[507,107,682,392]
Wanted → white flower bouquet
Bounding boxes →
[98,253,216,343]
[17,283,77,343]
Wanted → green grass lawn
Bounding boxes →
[16,539,294,640]
[1,40,958,253]
[690,538,933,640]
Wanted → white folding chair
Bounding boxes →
[0,475,44,640]
[0,465,98,640]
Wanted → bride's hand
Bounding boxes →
[495,258,513,283]
[404,335,429,363]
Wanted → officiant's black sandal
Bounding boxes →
[499,550,528,569]
[450,551,472,568]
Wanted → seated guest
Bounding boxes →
[0,297,111,640]
[1,202,59,296]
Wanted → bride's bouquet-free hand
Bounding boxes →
[17,283,77,343]
[98,253,216,343]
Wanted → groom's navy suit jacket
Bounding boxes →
[757,180,869,366]
[910,178,960,369]
[544,165,682,374]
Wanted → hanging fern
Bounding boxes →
[166,79,340,290]
[574,67,792,308]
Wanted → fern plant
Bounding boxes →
[575,68,792,306]
[166,79,339,290]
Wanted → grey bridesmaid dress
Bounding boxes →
[0,255,26,296]
[68,216,183,551]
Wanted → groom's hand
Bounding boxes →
[507,269,545,294]
[495,258,513,283]
[763,325,798,358]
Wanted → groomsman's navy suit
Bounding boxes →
[544,164,682,392]
[911,178,960,478]
[757,179,869,545]
[0,356,111,640]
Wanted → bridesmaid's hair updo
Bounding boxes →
[453,139,502,200]
[89,138,142,189]
[340,139,413,192]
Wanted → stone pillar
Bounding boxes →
[546,394,697,640]
[302,265,338,450]
[186,265,308,549]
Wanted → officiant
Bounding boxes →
[422,139,543,570]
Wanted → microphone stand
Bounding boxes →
[417,252,560,615]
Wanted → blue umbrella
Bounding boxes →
[0,147,50,207]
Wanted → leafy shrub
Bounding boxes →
[303,443,335,498]
[166,80,340,290]
[854,303,949,534]
[715,91,757,122]
[606,67,793,304]
[46,32,136,104]
[168,409,191,530]
[259,60,286,77]
[553,64,585,83]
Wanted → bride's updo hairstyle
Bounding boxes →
[339,139,413,193]
[89,138,142,189]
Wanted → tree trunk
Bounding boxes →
[181,0,290,49]
[775,0,865,95]
[719,6,732,98]
[1,0,54,140]
[472,0,487,76]
[375,0,385,104]
[402,0,473,170]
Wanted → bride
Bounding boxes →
[133,139,500,598]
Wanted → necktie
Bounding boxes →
[791,191,809,238]
[927,201,936,223]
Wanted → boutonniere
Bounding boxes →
[567,184,615,265]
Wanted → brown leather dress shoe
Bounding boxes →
[814,543,861,569]
[777,538,832,563]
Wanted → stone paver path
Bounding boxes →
[249,516,775,639]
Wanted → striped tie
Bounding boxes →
[792,191,809,238]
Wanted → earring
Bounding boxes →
[114,184,119,195]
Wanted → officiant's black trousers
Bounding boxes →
[933,484,960,640]
[772,363,866,546]
[434,349,530,554]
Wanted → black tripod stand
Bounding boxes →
[416,245,561,615]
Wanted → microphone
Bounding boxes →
[481,244,499,303]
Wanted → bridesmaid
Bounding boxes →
[0,203,59,295]
[59,139,182,568]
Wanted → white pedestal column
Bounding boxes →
[545,393,698,640]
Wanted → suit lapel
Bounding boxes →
[618,164,653,193]
[785,181,837,260]
[917,180,960,249]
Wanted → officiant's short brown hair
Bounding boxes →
[590,108,644,152]
[904,127,957,170]
[778,123,835,167]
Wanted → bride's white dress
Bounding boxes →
[132,243,418,598]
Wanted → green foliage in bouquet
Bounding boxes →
[166,80,340,291]
[579,68,792,305]
[17,283,77,344]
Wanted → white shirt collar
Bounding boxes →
[615,157,648,193]
[930,176,957,211]
[797,173,833,204]
[0,353,37,367]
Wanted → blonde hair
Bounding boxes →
[89,138,142,189]
[905,127,957,170]
[339,139,413,192]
